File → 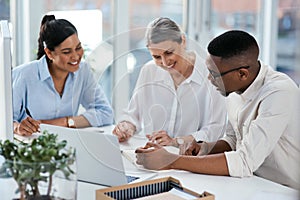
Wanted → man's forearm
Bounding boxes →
[170,153,230,176]
[207,140,232,155]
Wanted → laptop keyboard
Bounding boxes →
[126,175,139,183]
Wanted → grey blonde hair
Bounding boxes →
[145,17,183,46]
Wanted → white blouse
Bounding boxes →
[118,52,227,142]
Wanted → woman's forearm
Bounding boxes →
[40,115,91,128]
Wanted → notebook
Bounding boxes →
[34,124,157,186]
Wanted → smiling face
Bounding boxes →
[148,38,187,76]
[45,34,83,74]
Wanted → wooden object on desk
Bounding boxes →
[96,176,214,200]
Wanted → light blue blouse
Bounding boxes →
[12,56,114,127]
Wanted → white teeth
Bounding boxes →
[70,61,78,65]
[166,63,174,69]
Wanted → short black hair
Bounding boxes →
[207,30,258,58]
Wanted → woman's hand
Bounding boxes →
[14,117,41,136]
[112,121,136,142]
[135,142,179,170]
[146,130,174,146]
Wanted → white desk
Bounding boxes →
[77,170,299,200]
[77,126,299,200]
[1,126,299,200]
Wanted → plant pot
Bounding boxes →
[13,195,51,200]
[27,195,51,200]
[0,154,77,200]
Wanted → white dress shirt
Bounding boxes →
[119,52,227,142]
[222,61,300,189]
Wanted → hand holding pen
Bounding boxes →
[14,107,40,136]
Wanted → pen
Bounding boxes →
[25,107,32,118]
[25,107,40,132]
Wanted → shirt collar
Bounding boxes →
[240,61,267,101]
[38,56,51,81]
[184,52,206,86]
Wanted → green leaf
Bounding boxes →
[0,131,76,198]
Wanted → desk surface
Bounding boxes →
[1,126,299,200]
[77,170,299,200]
[77,126,299,200]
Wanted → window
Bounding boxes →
[0,0,10,21]
[127,0,184,97]
[276,0,300,85]
[43,0,112,55]
[192,0,299,85]
[211,0,260,35]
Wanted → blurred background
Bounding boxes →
[1,0,299,119]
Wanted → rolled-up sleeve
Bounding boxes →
[224,150,253,177]
[223,90,292,178]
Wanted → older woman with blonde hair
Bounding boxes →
[113,17,226,147]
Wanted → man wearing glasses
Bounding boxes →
[136,30,300,189]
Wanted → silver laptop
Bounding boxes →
[38,124,156,186]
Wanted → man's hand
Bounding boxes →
[112,121,136,142]
[181,139,202,156]
[146,130,174,146]
[135,142,179,170]
[14,117,40,136]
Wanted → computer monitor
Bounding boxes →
[0,20,13,141]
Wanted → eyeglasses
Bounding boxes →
[208,66,250,80]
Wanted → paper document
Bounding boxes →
[121,146,180,172]
[121,149,156,172]
[134,188,198,200]
[13,132,40,143]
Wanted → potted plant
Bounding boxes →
[0,131,76,200]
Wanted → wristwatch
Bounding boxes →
[176,137,184,146]
[67,117,76,128]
